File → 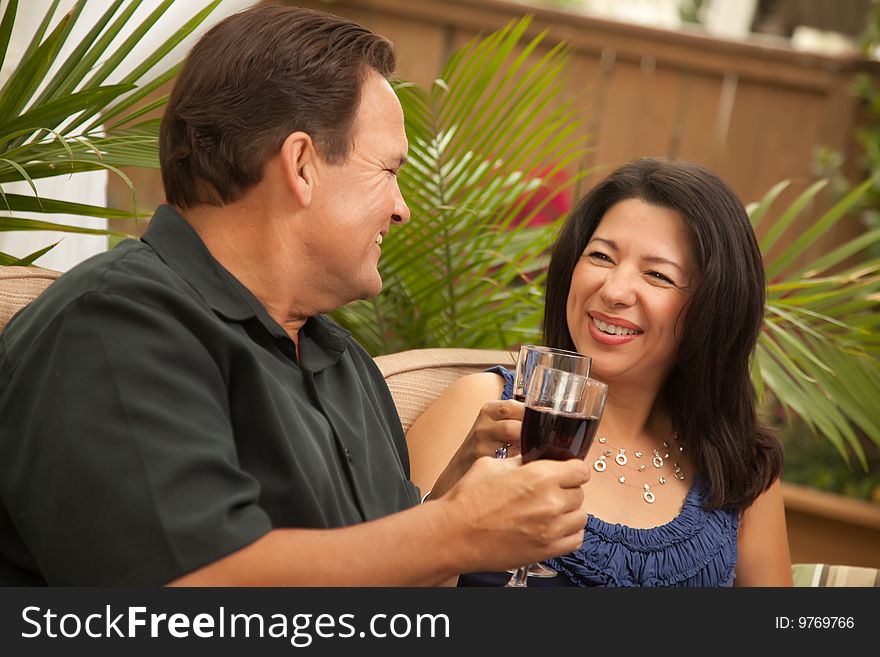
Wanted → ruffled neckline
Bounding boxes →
[547,475,739,586]
[584,475,709,552]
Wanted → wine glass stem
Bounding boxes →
[507,565,530,587]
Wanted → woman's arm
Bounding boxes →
[407,372,517,497]
[735,478,793,586]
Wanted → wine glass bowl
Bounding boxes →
[512,345,591,402]
[520,372,607,464]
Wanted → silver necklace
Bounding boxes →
[592,435,685,504]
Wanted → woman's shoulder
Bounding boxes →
[443,369,510,401]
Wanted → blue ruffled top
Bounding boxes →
[463,366,739,587]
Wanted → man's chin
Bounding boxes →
[342,277,383,305]
[364,279,383,300]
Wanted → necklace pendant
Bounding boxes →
[634,451,642,458]
[593,456,607,472]
[652,449,664,468]
[643,484,655,504]
[598,436,607,444]
[618,476,626,484]
[639,464,646,471]
[615,448,628,466]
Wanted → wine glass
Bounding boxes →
[504,366,608,588]
[510,345,591,578]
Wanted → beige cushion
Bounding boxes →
[0,266,61,334]
[374,347,516,432]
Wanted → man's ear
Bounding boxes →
[280,132,315,207]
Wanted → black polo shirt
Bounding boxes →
[0,205,419,586]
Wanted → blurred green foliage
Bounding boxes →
[781,419,880,503]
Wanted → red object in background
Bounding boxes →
[510,168,572,228]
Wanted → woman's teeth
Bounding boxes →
[592,317,641,336]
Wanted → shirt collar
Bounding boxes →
[141,205,352,371]
[141,205,256,322]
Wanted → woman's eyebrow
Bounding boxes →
[643,255,686,275]
[589,237,617,250]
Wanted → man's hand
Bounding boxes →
[435,454,590,573]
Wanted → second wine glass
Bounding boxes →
[509,345,591,578]
[504,366,608,588]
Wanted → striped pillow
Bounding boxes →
[792,563,880,587]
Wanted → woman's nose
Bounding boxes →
[599,268,636,308]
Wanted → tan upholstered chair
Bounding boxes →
[374,347,515,433]
[2,264,877,587]
[0,266,61,333]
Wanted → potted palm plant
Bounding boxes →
[332,18,590,354]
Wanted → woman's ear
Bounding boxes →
[280,131,315,208]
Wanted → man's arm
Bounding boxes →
[169,455,590,586]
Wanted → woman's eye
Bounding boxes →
[647,271,674,285]
[587,251,612,263]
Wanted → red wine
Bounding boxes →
[520,406,600,463]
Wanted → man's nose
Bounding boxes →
[391,181,410,225]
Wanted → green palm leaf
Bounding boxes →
[333,17,589,355]
[754,175,880,465]
[0,1,220,262]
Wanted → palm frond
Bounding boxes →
[754,175,880,464]
[0,1,220,261]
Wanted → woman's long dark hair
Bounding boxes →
[544,158,782,512]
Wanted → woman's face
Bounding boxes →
[565,198,699,390]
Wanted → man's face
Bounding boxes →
[302,69,410,310]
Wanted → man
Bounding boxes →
[0,5,589,586]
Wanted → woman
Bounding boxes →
[409,158,792,586]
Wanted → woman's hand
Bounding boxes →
[406,371,513,498]
[429,398,523,499]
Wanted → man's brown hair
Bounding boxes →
[160,5,396,208]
